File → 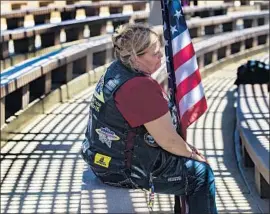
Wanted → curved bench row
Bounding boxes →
[1,2,232,30]
[1,10,268,62]
[0,24,268,131]
[0,11,148,60]
[1,0,107,12]
[236,83,269,198]
[153,25,269,84]
[1,1,147,30]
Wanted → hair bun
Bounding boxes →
[111,23,159,70]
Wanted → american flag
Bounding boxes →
[161,0,207,139]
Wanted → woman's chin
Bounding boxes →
[156,62,162,70]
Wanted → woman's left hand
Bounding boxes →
[188,144,209,164]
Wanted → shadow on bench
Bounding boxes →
[81,165,150,213]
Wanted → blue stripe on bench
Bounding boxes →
[0,47,67,86]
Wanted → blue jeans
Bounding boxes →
[152,157,217,214]
[184,160,217,214]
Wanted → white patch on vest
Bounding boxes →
[168,176,182,182]
[94,75,105,103]
[96,127,120,148]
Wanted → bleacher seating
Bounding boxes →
[235,56,270,198]
[1,10,268,71]
[237,83,269,198]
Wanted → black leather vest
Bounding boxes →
[81,61,163,187]
[81,60,181,188]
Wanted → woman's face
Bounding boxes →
[135,41,163,74]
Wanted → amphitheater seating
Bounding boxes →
[1,2,269,212]
[1,10,268,68]
[1,2,233,31]
[1,1,148,30]
[235,55,270,198]
[1,24,268,130]
[237,83,269,198]
[0,11,147,60]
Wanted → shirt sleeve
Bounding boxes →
[114,76,169,128]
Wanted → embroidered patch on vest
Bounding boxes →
[168,176,182,182]
[106,79,118,92]
[93,75,105,103]
[95,127,120,148]
[144,133,159,147]
[90,96,102,112]
[94,153,112,168]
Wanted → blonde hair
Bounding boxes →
[112,23,160,70]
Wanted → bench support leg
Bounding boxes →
[45,72,52,94]
[240,41,245,52]
[86,53,93,73]
[242,146,254,167]
[255,168,270,198]
[0,98,5,128]
[0,41,9,60]
[252,38,258,48]
[21,84,30,109]
[66,63,73,82]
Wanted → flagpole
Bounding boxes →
[160,0,184,137]
[160,1,188,214]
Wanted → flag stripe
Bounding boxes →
[172,29,191,55]
[173,42,194,71]
[161,0,207,134]
[180,96,208,129]
[176,68,201,103]
[179,82,205,118]
[175,54,198,86]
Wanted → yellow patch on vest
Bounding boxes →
[94,153,112,168]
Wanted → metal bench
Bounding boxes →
[81,166,151,213]
[0,11,148,60]
[1,2,233,31]
[1,1,148,30]
[154,25,269,83]
[236,84,270,198]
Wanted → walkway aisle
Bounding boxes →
[0,87,95,213]
[0,52,268,213]
[187,52,268,214]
